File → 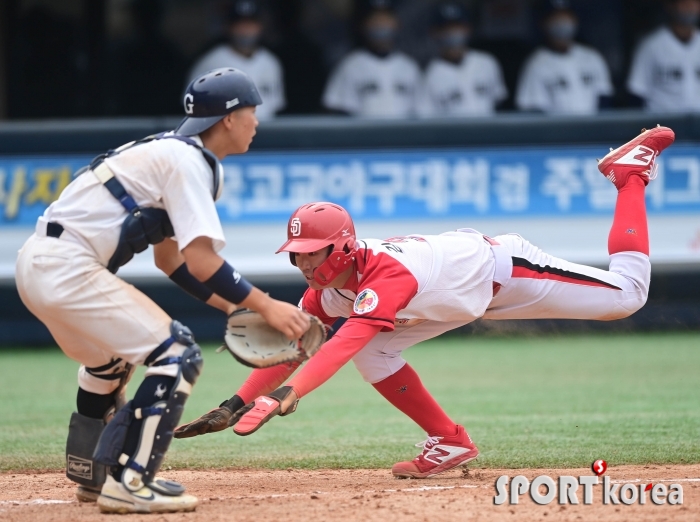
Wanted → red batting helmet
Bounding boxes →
[276,202,356,285]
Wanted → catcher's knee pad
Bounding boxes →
[66,412,107,489]
[78,358,134,396]
[93,321,203,492]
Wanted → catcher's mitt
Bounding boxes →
[218,309,326,368]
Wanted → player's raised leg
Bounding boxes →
[484,126,674,322]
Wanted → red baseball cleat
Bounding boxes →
[391,425,479,479]
[597,125,675,190]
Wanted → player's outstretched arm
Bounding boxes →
[233,320,383,436]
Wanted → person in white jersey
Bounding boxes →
[15,68,310,514]
[177,126,675,480]
[188,0,285,120]
[322,0,421,118]
[420,2,507,118]
[627,0,700,113]
[516,0,614,115]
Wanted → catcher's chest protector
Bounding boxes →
[83,133,222,274]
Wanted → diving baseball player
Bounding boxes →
[178,126,674,479]
[516,1,613,115]
[15,68,310,513]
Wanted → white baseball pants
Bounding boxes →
[16,234,186,395]
[352,233,650,383]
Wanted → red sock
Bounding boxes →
[372,363,457,437]
[608,176,649,256]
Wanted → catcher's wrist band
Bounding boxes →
[169,263,214,302]
[203,261,253,304]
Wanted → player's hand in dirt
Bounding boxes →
[233,387,298,436]
[174,395,246,438]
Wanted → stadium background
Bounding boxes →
[0,0,699,345]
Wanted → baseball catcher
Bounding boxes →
[179,126,674,479]
[15,68,311,513]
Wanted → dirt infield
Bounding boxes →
[1,465,697,521]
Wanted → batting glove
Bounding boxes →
[233,386,298,436]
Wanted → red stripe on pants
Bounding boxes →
[511,266,617,289]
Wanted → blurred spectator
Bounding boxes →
[419,2,507,118]
[627,0,700,113]
[188,0,285,120]
[515,0,614,115]
[322,0,421,118]
[106,0,186,116]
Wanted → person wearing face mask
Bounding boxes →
[188,0,285,120]
[515,0,613,115]
[322,0,421,118]
[627,0,700,113]
[419,2,507,118]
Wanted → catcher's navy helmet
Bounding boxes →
[175,67,262,136]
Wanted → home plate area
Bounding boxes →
[1,465,697,522]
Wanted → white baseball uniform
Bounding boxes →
[299,230,649,383]
[188,45,285,120]
[15,136,224,394]
[419,50,507,118]
[516,44,613,115]
[627,26,700,113]
[322,50,422,118]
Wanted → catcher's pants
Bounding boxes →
[16,234,185,395]
[352,233,650,384]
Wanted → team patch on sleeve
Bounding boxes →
[354,289,379,314]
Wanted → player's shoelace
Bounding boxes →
[648,161,659,181]
[416,435,443,451]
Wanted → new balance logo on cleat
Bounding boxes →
[423,445,468,465]
[615,145,655,166]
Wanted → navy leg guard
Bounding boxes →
[93,321,203,494]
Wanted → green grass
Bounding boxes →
[1,332,699,472]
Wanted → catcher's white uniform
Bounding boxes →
[516,44,613,114]
[15,136,224,393]
[627,26,700,113]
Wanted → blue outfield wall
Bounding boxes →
[1,141,699,345]
[1,144,700,225]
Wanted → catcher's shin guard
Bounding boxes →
[93,321,203,492]
[66,412,107,489]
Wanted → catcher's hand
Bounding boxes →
[174,395,246,439]
[219,309,327,369]
[233,386,298,436]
